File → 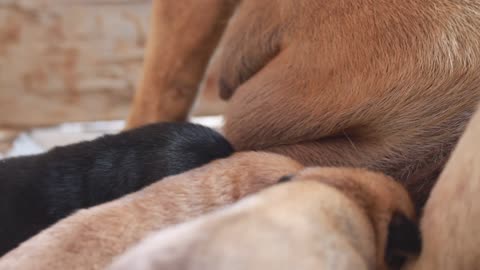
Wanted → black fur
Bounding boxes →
[385,211,422,269]
[0,123,233,256]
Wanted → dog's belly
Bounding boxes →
[221,0,480,209]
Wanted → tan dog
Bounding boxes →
[0,152,303,270]
[404,106,480,270]
[108,168,419,270]
[127,0,480,209]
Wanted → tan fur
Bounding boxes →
[108,168,414,270]
[0,152,302,270]
[125,0,238,128]
[127,0,480,208]
[405,106,480,270]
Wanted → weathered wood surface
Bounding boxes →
[0,0,224,129]
[0,0,148,128]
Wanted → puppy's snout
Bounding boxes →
[385,211,422,269]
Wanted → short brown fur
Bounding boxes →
[218,0,480,209]
[126,0,238,127]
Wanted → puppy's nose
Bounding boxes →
[277,174,295,183]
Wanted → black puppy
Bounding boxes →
[0,123,233,256]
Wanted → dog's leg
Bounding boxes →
[126,0,238,129]
[0,152,302,270]
[405,106,480,270]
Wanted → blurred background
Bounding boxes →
[0,0,224,157]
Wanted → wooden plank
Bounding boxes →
[0,0,148,128]
[0,0,225,128]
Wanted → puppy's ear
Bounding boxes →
[385,211,422,269]
[277,174,295,183]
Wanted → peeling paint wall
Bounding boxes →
[0,0,154,128]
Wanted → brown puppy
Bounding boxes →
[108,168,420,270]
[405,106,480,270]
[128,0,480,209]
[0,152,303,270]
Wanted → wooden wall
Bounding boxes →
[0,0,224,129]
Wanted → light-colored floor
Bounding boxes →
[0,116,223,159]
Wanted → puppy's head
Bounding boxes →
[280,168,421,270]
